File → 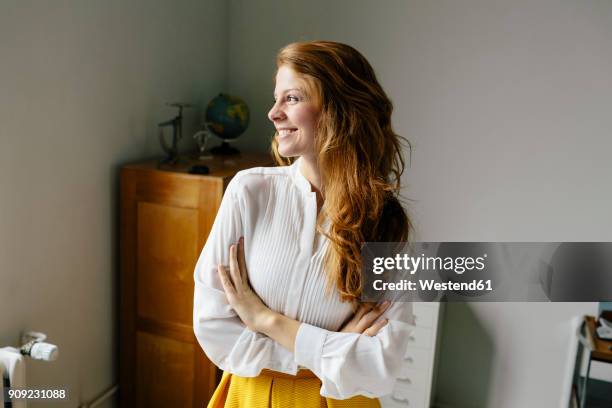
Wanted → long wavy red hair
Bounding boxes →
[271,41,412,303]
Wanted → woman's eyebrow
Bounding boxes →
[273,88,303,98]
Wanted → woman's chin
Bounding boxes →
[277,145,297,158]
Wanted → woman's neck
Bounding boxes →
[299,156,324,213]
[299,156,322,194]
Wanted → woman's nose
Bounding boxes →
[267,102,286,122]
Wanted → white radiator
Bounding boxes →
[0,346,26,408]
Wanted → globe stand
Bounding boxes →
[211,140,240,155]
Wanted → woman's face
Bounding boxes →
[268,65,320,159]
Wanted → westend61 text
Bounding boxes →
[373,279,493,291]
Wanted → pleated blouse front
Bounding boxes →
[193,158,415,399]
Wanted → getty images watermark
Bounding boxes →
[360,242,612,302]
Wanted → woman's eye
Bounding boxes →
[272,95,300,105]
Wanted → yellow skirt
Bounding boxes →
[207,369,381,408]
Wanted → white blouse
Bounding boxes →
[193,158,415,399]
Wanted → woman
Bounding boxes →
[193,41,414,407]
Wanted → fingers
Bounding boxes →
[353,302,374,322]
[228,244,243,292]
[217,264,235,295]
[363,318,389,337]
[238,237,248,283]
[355,301,391,333]
[224,238,248,294]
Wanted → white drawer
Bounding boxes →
[386,387,427,408]
[380,395,410,408]
[406,326,433,349]
[401,347,430,370]
[413,301,439,308]
[413,303,436,327]
[395,367,429,391]
[413,301,440,310]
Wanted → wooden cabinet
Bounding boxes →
[119,153,272,408]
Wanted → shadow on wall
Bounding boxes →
[434,303,494,408]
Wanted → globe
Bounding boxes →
[205,93,250,154]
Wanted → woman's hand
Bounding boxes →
[217,237,271,332]
[340,301,391,336]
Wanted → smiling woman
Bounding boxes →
[193,41,415,408]
[269,67,320,162]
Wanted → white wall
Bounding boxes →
[227,0,612,407]
[0,1,227,407]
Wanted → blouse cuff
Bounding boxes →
[294,323,328,373]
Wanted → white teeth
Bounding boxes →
[278,129,297,137]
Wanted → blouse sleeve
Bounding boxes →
[193,175,294,376]
[294,301,415,399]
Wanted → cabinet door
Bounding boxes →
[136,332,196,407]
[137,201,198,326]
[120,169,222,408]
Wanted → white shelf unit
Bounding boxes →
[381,302,444,408]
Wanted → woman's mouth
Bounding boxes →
[277,128,298,138]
